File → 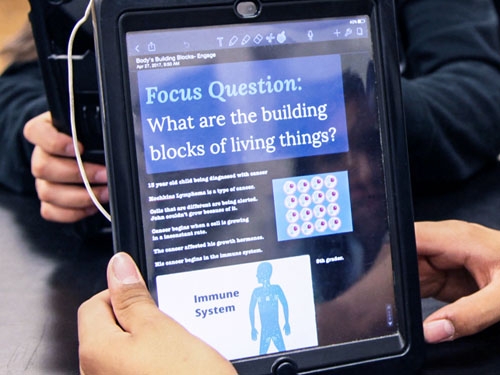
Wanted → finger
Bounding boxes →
[36,179,109,209]
[39,201,99,223]
[24,112,83,157]
[106,252,168,334]
[418,254,478,302]
[31,147,107,184]
[416,220,498,267]
[416,220,500,291]
[78,290,127,374]
[105,253,237,375]
[415,220,470,262]
[78,290,121,342]
[417,255,444,298]
[36,178,108,222]
[423,281,500,343]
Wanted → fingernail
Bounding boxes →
[65,143,76,156]
[424,319,455,343]
[94,169,108,183]
[111,253,141,285]
[100,187,109,202]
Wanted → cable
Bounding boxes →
[67,0,112,222]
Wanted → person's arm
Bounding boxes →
[78,252,237,375]
[0,61,46,194]
[398,0,500,192]
[416,220,500,343]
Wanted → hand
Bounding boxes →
[78,252,237,375]
[23,112,108,223]
[416,220,500,343]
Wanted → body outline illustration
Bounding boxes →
[249,262,291,354]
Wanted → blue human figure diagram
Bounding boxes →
[249,262,291,355]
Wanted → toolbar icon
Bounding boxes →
[241,34,251,46]
[266,33,276,43]
[277,31,287,44]
[229,35,239,46]
[147,42,156,52]
[254,34,263,44]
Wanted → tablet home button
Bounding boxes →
[272,358,298,375]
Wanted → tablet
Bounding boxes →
[93,0,424,373]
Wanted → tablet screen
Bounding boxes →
[122,11,404,367]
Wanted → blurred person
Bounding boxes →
[0,21,44,194]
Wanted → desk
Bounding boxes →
[1,164,500,374]
[0,192,111,375]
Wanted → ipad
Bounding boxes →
[93,0,424,373]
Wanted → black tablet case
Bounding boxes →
[28,0,104,164]
[93,0,425,373]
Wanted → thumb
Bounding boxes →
[107,252,163,333]
[423,283,500,343]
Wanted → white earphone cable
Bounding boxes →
[67,0,111,222]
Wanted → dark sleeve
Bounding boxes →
[0,62,48,194]
[397,0,500,193]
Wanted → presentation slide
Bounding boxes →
[138,51,356,299]
[137,54,348,174]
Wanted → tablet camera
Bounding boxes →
[235,0,261,18]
